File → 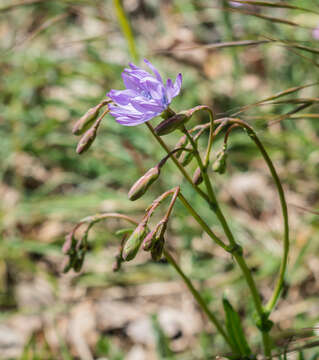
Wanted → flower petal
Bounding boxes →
[107,89,137,105]
[115,112,155,126]
[144,59,163,83]
[166,73,182,102]
[131,96,164,113]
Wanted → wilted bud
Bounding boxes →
[155,112,190,136]
[76,126,97,154]
[179,146,194,166]
[72,105,101,135]
[128,166,160,201]
[192,167,203,185]
[212,145,227,174]
[122,223,147,261]
[151,235,165,261]
[174,135,188,158]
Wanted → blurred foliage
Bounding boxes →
[0,0,319,359]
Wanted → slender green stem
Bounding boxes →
[146,119,272,356]
[224,119,289,314]
[233,254,264,316]
[178,193,228,251]
[183,126,237,247]
[163,248,235,351]
[182,120,272,356]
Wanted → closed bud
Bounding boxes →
[192,167,203,185]
[155,112,190,136]
[76,126,97,154]
[72,105,101,135]
[122,223,147,261]
[151,235,165,261]
[212,145,227,174]
[142,229,157,251]
[179,146,194,166]
[128,167,160,201]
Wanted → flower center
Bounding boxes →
[141,90,152,100]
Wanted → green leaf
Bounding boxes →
[223,298,252,357]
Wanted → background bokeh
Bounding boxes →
[0,0,318,359]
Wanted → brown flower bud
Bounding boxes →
[142,229,157,251]
[151,235,164,261]
[128,167,160,201]
[72,105,101,135]
[192,167,203,185]
[122,223,147,261]
[155,112,190,136]
[76,126,97,154]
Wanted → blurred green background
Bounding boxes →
[0,0,318,359]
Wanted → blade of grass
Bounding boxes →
[113,0,139,62]
[221,6,310,29]
[268,103,313,126]
[155,39,274,54]
[232,83,318,116]
[228,0,319,15]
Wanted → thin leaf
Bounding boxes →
[223,298,252,357]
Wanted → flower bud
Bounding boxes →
[212,145,227,174]
[151,235,164,261]
[155,112,190,136]
[122,223,147,261]
[179,146,194,166]
[142,229,157,251]
[128,167,160,201]
[76,126,97,154]
[192,167,203,185]
[72,105,101,135]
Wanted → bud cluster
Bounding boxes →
[122,187,180,262]
[73,100,110,155]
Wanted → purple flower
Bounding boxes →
[107,59,182,126]
[313,24,319,40]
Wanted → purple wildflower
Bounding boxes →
[107,59,182,126]
[313,24,319,40]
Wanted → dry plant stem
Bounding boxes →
[223,118,289,313]
[163,248,235,351]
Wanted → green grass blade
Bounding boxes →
[113,0,139,62]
